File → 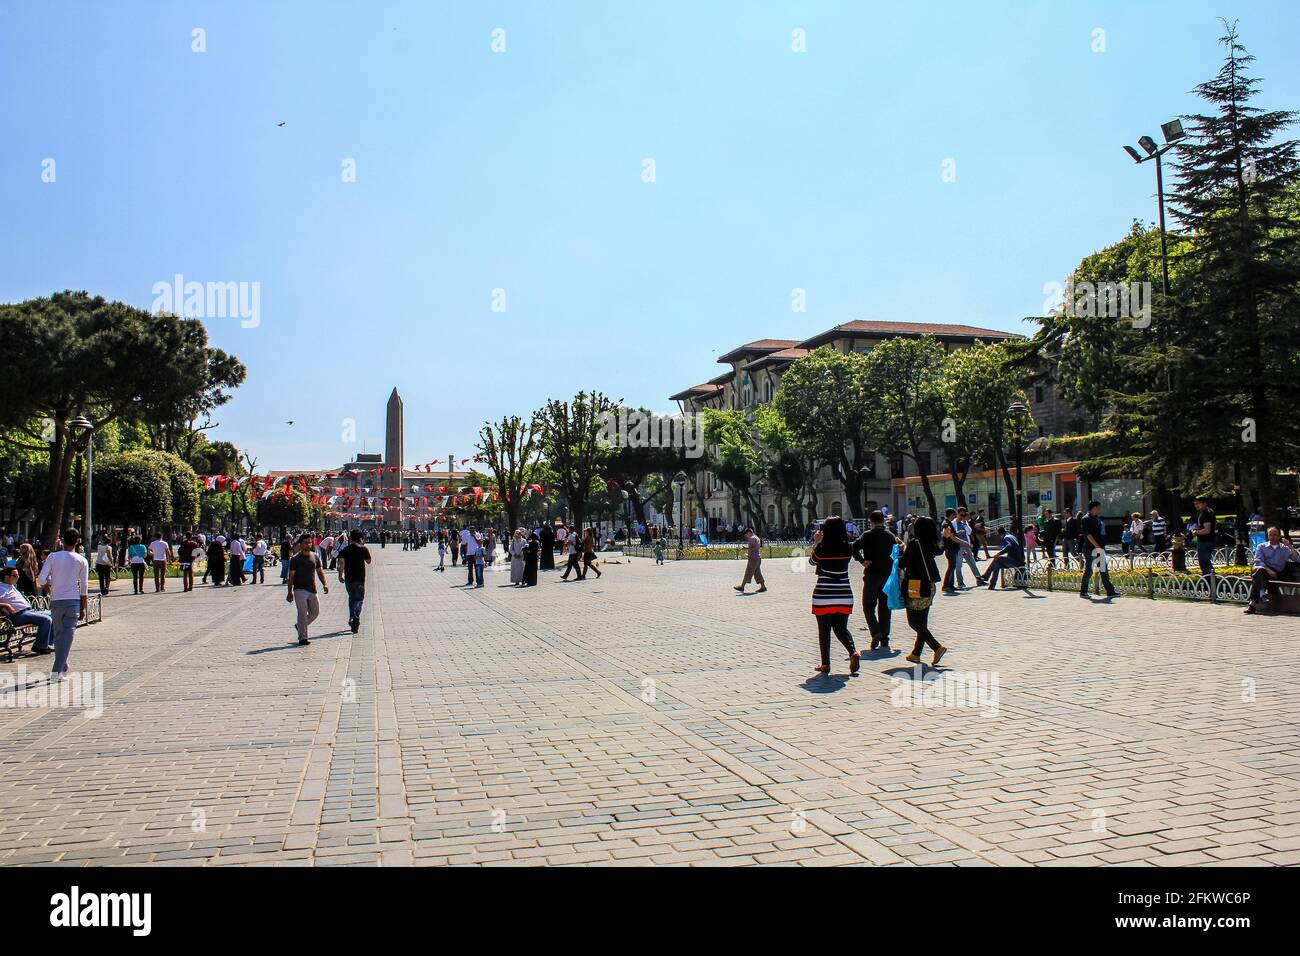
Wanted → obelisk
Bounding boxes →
[385,388,404,527]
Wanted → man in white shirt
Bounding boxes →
[560,529,582,581]
[148,532,173,592]
[37,528,89,680]
[227,535,247,586]
[318,534,336,570]
[252,536,268,584]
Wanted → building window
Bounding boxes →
[1034,386,1044,403]
[890,457,905,479]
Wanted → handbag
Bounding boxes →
[884,544,904,611]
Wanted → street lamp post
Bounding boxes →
[673,471,687,558]
[69,415,94,547]
[1123,119,1186,297]
[1007,402,1028,540]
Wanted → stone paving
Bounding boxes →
[1,547,1298,867]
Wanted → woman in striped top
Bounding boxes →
[809,516,860,675]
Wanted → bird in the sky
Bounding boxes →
[276,122,286,127]
[285,421,294,425]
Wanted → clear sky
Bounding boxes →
[3,1,1298,472]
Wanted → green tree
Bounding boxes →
[257,488,309,530]
[774,348,874,519]
[94,452,171,533]
[0,292,246,543]
[862,337,948,517]
[533,391,615,531]
[476,414,541,533]
[1166,21,1300,521]
[701,408,763,529]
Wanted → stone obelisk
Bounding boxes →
[385,388,404,528]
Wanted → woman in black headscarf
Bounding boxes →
[538,523,555,571]
[900,515,948,666]
[523,531,540,586]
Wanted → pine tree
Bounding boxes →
[1168,20,1300,521]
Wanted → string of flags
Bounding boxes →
[196,471,546,516]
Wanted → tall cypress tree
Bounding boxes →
[1168,20,1300,521]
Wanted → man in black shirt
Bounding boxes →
[1192,495,1217,578]
[1039,508,1059,566]
[851,511,901,652]
[287,533,329,645]
[338,528,372,634]
[1078,500,1117,599]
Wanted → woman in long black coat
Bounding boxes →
[538,524,555,571]
[523,532,540,586]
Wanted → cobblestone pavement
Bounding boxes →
[1,547,1298,867]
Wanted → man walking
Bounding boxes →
[851,510,898,651]
[734,527,767,594]
[149,531,172,592]
[337,528,372,633]
[36,528,89,681]
[287,533,328,645]
[560,527,583,581]
[1150,510,1167,553]
[179,531,200,592]
[1079,500,1117,599]
[251,534,268,584]
[227,533,246,586]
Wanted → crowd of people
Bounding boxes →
[2,493,1295,684]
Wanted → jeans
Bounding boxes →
[1080,548,1116,596]
[10,608,52,652]
[562,553,583,580]
[1196,541,1215,577]
[95,565,111,594]
[815,613,856,667]
[252,554,265,583]
[153,560,167,590]
[49,599,79,674]
[942,546,961,590]
[345,581,366,624]
[294,591,320,641]
[130,563,146,593]
[280,560,290,582]
[958,544,981,585]
[861,573,891,644]
[474,557,485,587]
[983,557,1022,589]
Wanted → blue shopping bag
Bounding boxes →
[884,544,904,611]
[244,553,254,573]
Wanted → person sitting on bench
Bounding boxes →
[1244,526,1300,615]
[0,564,53,653]
[977,527,1025,590]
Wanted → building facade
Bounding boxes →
[671,319,1105,536]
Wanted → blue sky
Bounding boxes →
[3,0,1297,472]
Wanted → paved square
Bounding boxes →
[1,549,1297,866]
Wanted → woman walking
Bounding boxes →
[127,534,148,594]
[436,531,447,572]
[94,535,114,595]
[206,535,227,589]
[509,529,526,586]
[900,516,948,667]
[15,543,40,597]
[523,531,539,587]
[582,528,603,579]
[808,516,860,675]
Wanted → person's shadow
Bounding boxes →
[247,630,351,654]
[800,672,851,693]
